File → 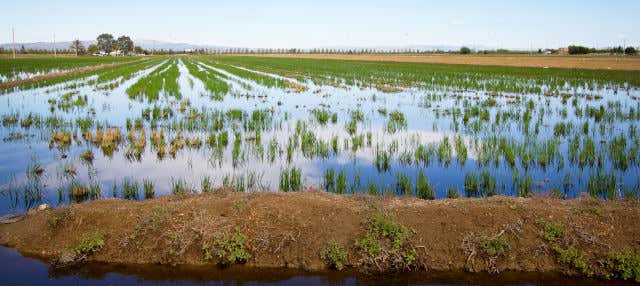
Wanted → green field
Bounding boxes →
[0,56,138,82]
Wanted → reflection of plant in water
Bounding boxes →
[23,156,45,211]
[0,155,45,211]
[222,171,266,192]
[1,175,20,211]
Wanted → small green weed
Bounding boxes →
[320,241,348,270]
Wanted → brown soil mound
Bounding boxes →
[0,191,638,277]
[241,54,640,71]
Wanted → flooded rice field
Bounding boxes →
[1,56,640,215]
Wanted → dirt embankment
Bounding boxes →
[240,54,640,71]
[0,59,142,90]
[0,191,639,279]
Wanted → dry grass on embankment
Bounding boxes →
[0,191,639,280]
[241,53,640,71]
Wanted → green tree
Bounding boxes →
[625,47,637,55]
[133,46,145,55]
[70,39,85,56]
[612,46,624,54]
[568,45,592,55]
[87,44,98,55]
[116,36,134,55]
[460,46,472,54]
[96,33,114,54]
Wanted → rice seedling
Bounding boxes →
[588,172,617,200]
[323,168,335,193]
[310,109,332,125]
[395,173,412,196]
[479,171,498,197]
[366,180,378,196]
[336,170,347,194]
[375,146,391,173]
[279,167,302,192]
[88,182,101,199]
[454,136,468,165]
[447,187,460,199]
[414,145,433,166]
[123,178,139,200]
[143,179,155,199]
[201,176,213,193]
[517,175,533,198]
[386,110,407,133]
[69,181,89,202]
[437,137,452,165]
[464,173,479,197]
[416,173,435,200]
[171,178,192,195]
[345,119,357,135]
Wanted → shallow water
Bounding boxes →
[1,57,640,215]
[0,246,634,286]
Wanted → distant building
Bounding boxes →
[558,47,569,55]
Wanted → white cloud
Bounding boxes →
[450,19,465,26]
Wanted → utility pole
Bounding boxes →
[53,33,57,57]
[12,28,16,59]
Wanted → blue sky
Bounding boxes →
[1,0,638,49]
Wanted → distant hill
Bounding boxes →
[0,40,497,52]
[0,39,234,52]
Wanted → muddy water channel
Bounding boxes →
[1,246,636,286]
[1,56,640,215]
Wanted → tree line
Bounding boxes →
[1,40,637,56]
[69,34,145,56]
[568,45,637,55]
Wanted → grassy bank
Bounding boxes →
[0,191,638,282]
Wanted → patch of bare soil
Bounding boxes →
[0,191,638,278]
[243,54,640,71]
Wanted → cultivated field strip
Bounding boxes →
[0,57,136,83]
[210,56,640,94]
[200,59,294,89]
[95,58,164,84]
[126,59,181,101]
[182,59,229,99]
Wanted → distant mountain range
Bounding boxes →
[0,40,498,52]
[0,39,234,51]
